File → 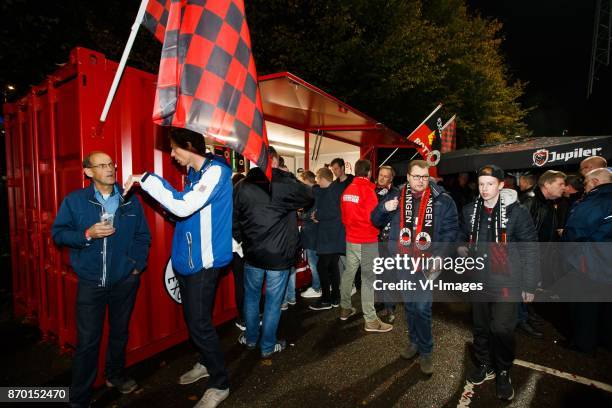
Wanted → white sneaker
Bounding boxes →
[179,362,209,385]
[351,286,357,296]
[194,388,229,408]
[301,287,322,298]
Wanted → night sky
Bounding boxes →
[468,0,612,136]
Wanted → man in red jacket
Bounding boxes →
[340,159,393,332]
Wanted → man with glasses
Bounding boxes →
[372,160,458,375]
[52,151,151,408]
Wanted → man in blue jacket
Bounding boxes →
[52,151,151,408]
[371,160,459,375]
[562,167,612,354]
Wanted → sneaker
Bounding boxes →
[237,333,256,350]
[280,303,289,311]
[339,307,357,321]
[419,354,433,375]
[467,364,495,385]
[301,287,322,298]
[287,299,297,306]
[495,371,514,401]
[387,313,396,323]
[261,340,287,358]
[105,377,138,394]
[194,387,230,408]
[364,319,393,333]
[331,299,340,308]
[234,319,246,331]
[400,342,418,360]
[179,362,210,385]
[309,300,332,311]
[351,286,357,296]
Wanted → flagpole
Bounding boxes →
[378,148,398,167]
[441,114,457,130]
[99,0,150,123]
[405,103,443,140]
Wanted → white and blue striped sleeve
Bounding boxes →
[140,167,225,218]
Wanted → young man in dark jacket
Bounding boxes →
[233,147,314,357]
[52,151,151,408]
[459,165,537,401]
[372,160,459,375]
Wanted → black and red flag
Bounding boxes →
[440,115,457,153]
[142,0,271,177]
[406,104,443,167]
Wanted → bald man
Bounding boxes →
[579,156,608,177]
[52,151,151,407]
[561,167,612,354]
[584,168,612,193]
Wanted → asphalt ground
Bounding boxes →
[1,291,611,408]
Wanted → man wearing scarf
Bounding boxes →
[372,160,458,375]
[458,165,537,401]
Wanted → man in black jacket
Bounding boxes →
[233,147,314,358]
[459,165,537,401]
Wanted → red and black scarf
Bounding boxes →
[398,184,435,255]
[468,195,509,274]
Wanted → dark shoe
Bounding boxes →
[467,364,495,385]
[235,319,246,331]
[331,298,340,308]
[238,332,256,350]
[419,354,433,375]
[309,300,332,311]
[400,342,418,360]
[261,340,287,358]
[517,321,543,338]
[495,370,514,401]
[105,377,138,394]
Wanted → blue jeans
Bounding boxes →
[305,249,320,291]
[283,267,296,304]
[402,274,433,356]
[244,263,289,354]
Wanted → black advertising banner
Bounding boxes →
[438,136,612,174]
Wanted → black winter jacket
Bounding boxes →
[313,183,346,255]
[522,186,559,242]
[233,168,314,270]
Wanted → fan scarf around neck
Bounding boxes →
[398,183,435,253]
[468,194,508,250]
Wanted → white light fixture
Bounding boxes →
[270,143,305,154]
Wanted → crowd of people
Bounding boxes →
[52,131,611,407]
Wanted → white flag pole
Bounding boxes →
[99,0,150,123]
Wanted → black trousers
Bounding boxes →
[317,253,340,303]
[232,253,245,321]
[472,301,518,372]
[70,274,140,405]
[176,267,229,390]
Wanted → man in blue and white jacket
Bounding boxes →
[124,131,233,408]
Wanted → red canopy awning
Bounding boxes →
[258,72,408,147]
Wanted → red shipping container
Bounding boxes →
[3,47,239,384]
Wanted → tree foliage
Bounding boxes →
[1,0,529,147]
[246,0,531,147]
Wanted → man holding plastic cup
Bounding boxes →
[52,151,151,408]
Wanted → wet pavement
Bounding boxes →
[1,292,611,408]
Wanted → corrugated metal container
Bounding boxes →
[3,47,239,383]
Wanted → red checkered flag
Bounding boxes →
[143,0,271,178]
[440,115,457,153]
